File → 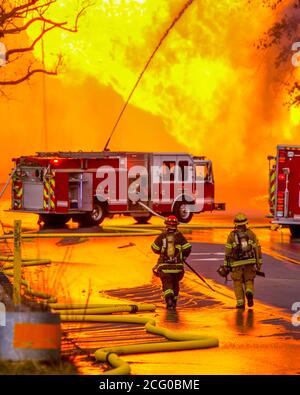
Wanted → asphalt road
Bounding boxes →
[188,242,300,313]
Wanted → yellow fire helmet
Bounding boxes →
[234,213,248,226]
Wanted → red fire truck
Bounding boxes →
[8,151,225,227]
[268,145,300,237]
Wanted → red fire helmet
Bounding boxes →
[164,215,179,227]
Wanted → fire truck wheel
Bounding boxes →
[77,203,106,227]
[173,202,193,223]
[133,215,152,224]
[290,225,300,238]
[39,214,71,228]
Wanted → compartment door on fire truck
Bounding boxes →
[152,155,178,211]
[82,173,93,211]
[284,150,300,217]
[69,172,93,211]
[194,160,214,211]
[127,153,149,211]
[22,167,44,210]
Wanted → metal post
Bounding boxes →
[13,220,22,305]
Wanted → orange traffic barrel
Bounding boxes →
[0,312,61,361]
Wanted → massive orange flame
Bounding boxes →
[1,0,300,212]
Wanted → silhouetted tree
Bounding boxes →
[257,0,300,106]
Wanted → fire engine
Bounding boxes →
[268,145,300,237]
[8,151,225,227]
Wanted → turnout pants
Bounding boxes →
[230,265,256,306]
[159,271,184,302]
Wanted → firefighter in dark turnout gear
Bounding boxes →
[151,215,192,309]
[224,213,262,309]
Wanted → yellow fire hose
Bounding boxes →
[3,270,57,302]
[3,259,57,303]
[50,304,155,315]
[0,221,270,242]
[0,226,162,240]
[57,304,219,375]
[1,259,51,267]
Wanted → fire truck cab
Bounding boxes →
[268,145,300,237]
[10,151,225,227]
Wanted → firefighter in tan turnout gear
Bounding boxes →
[151,216,192,310]
[224,213,262,309]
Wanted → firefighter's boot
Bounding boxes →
[246,290,254,307]
[166,295,176,310]
[231,267,245,309]
[244,265,256,307]
[232,280,245,308]
[234,285,245,308]
[173,296,178,308]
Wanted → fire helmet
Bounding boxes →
[234,213,248,226]
[217,265,229,278]
[164,215,179,227]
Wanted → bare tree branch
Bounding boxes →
[13,1,56,18]
[6,24,57,59]
[0,0,91,87]
[0,1,39,25]
[0,67,57,85]
[0,54,62,85]
[4,16,63,34]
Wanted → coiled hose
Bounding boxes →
[52,303,219,375]
[2,260,57,303]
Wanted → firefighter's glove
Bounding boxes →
[175,245,183,257]
[256,261,263,271]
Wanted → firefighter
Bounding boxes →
[151,215,192,310]
[224,213,262,309]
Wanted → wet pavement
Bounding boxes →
[189,242,300,313]
[1,194,300,374]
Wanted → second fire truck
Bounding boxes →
[268,145,300,237]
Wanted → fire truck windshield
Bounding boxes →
[195,163,210,181]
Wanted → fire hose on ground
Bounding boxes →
[51,303,219,375]
[0,227,162,240]
[2,263,57,303]
[1,259,219,375]
[0,221,271,243]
